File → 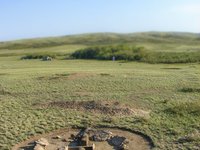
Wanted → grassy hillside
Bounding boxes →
[0,32,200,63]
[0,32,200,149]
[0,32,200,51]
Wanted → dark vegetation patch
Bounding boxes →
[177,130,200,144]
[34,100,135,116]
[99,73,112,76]
[71,45,200,64]
[161,68,182,70]
[56,73,71,77]
[0,73,9,76]
[71,45,144,61]
[0,86,11,95]
[37,73,93,81]
[180,88,200,93]
[0,89,11,95]
[165,101,200,116]
[145,52,200,64]
[37,73,71,80]
[21,53,56,60]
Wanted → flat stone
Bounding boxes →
[36,138,49,146]
[34,144,45,150]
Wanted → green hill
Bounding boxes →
[0,32,200,50]
[1,32,200,63]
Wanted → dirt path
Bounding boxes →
[12,128,153,150]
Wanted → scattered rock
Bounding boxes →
[34,144,45,150]
[42,56,52,61]
[35,138,49,146]
[109,135,127,149]
[87,129,112,141]
[110,136,125,146]
[54,135,62,139]
[57,146,68,150]
[13,128,152,150]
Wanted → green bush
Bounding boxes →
[180,88,200,93]
[145,52,200,64]
[71,45,200,63]
[21,54,56,60]
[71,45,145,61]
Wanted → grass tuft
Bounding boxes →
[180,88,200,93]
[165,101,200,116]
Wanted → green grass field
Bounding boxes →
[0,32,200,149]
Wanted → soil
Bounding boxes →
[37,73,94,81]
[34,100,149,116]
[12,128,152,150]
[161,67,182,70]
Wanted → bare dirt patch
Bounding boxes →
[12,128,153,150]
[67,73,95,80]
[37,73,95,81]
[161,67,182,70]
[34,100,149,117]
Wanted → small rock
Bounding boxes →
[122,144,129,150]
[109,135,126,148]
[57,146,68,150]
[62,138,68,142]
[55,135,62,139]
[90,130,112,141]
[34,144,45,150]
[36,138,49,146]
[123,139,129,144]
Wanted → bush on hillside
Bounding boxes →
[71,45,200,63]
[71,45,145,61]
[21,54,56,60]
[144,52,200,63]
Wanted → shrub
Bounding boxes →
[21,54,56,60]
[71,45,145,61]
[71,45,200,64]
[180,88,200,93]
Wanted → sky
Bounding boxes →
[0,0,200,41]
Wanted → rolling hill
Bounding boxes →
[0,32,200,50]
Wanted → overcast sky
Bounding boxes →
[0,0,200,41]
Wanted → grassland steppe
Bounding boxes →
[0,32,200,150]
